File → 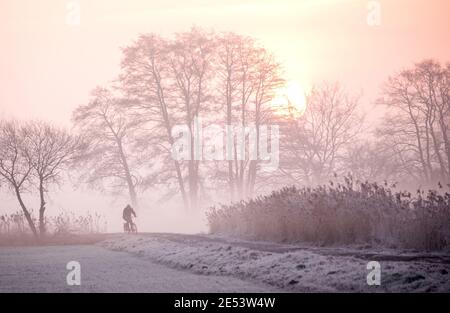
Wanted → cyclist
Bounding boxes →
[122,204,136,233]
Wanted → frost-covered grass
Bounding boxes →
[207,177,450,251]
[101,234,450,292]
[0,244,274,293]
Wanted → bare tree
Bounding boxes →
[22,121,82,235]
[167,28,216,210]
[215,33,243,201]
[245,46,284,198]
[0,120,80,237]
[72,87,142,207]
[216,32,284,200]
[0,120,37,236]
[120,28,217,210]
[120,34,190,209]
[279,83,364,185]
[118,29,283,207]
[377,60,450,184]
[344,141,400,182]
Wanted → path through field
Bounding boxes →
[0,244,278,293]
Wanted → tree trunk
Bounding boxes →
[188,134,199,210]
[247,97,262,199]
[157,82,189,210]
[38,180,46,236]
[116,139,139,209]
[14,187,38,238]
[429,122,446,180]
[226,78,235,202]
[438,112,450,180]
[408,105,429,181]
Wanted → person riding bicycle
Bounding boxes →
[122,204,136,231]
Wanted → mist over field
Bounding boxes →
[0,0,449,294]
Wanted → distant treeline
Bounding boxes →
[1,28,449,238]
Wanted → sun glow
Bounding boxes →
[271,81,307,118]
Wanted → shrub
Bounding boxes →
[0,210,107,240]
[49,212,107,235]
[206,176,450,250]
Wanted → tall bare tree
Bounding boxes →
[216,32,284,200]
[0,120,80,237]
[72,87,142,207]
[167,28,216,210]
[120,34,189,209]
[0,120,37,236]
[22,121,81,235]
[377,60,450,184]
[120,28,217,210]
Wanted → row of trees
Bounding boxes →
[74,29,285,210]
[1,28,449,237]
[278,60,450,187]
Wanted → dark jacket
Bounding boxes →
[123,205,136,221]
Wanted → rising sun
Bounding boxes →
[271,81,307,118]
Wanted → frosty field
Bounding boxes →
[100,233,450,292]
[0,240,278,293]
[1,233,449,293]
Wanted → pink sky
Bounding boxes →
[1,0,450,125]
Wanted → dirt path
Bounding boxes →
[0,245,278,293]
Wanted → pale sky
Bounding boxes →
[1,0,449,125]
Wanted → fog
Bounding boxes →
[1,0,450,236]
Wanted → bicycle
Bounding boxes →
[123,221,138,234]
